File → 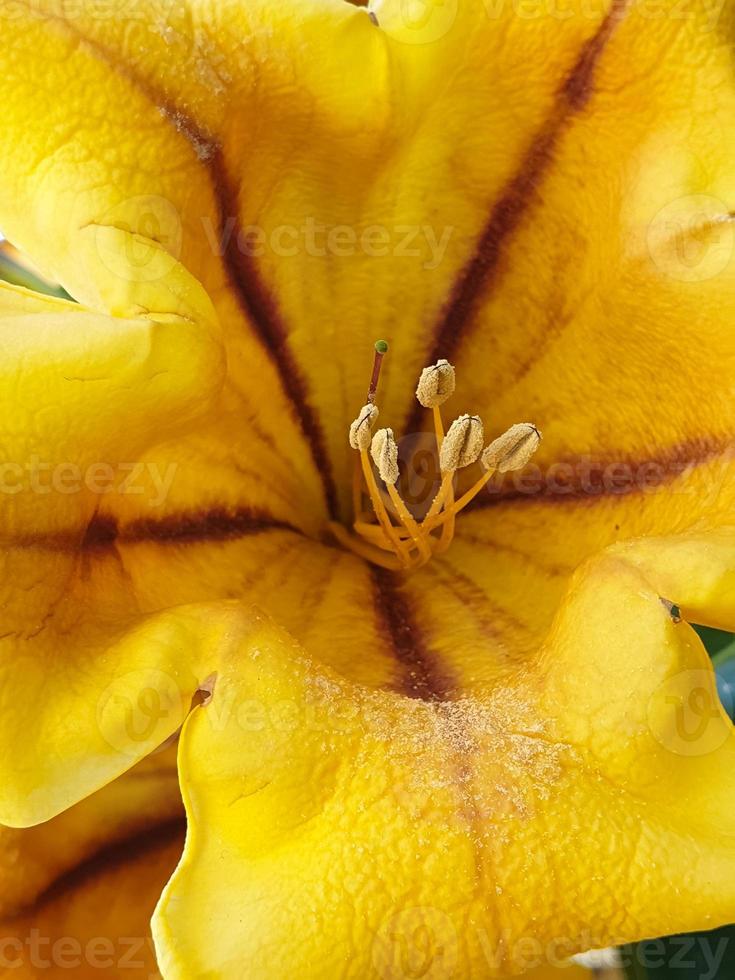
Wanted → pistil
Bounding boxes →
[367,339,388,404]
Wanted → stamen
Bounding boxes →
[340,344,540,572]
[327,521,405,571]
[482,423,542,472]
[424,414,484,525]
[352,455,363,525]
[431,402,454,553]
[369,429,432,564]
[426,422,542,531]
[360,448,413,566]
[349,403,379,451]
[423,467,497,531]
[370,428,400,486]
[342,344,419,570]
[350,404,379,525]
[353,519,395,549]
[434,413,481,554]
[439,414,484,472]
[416,358,455,409]
[386,483,433,564]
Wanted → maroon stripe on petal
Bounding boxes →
[370,566,456,702]
[464,436,733,511]
[210,151,338,518]
[405,0,632,436]
[40,21,337,519]
[83,508,297,549]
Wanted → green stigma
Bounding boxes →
[374,340,389,354]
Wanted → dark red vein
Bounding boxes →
[465,436,733,511]
[370,566,455,702]
[210,151,338,517]
[18,434,729,555]
[27,819,184,915]
[37,15,337,518]
[405,0,631,436]
[83,507,297,549]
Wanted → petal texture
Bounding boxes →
[0,746,180,920]
[153,530,735,976]
[0,822,183,978]
[0,0,735,972]
[2,0,734,518]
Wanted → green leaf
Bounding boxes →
[621,927,735,979]
[0,251,70,300]
[696,625,735,657]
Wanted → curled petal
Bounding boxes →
[153,530,735,976]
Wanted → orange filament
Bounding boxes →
[333,345,501,571]
[338,406,494,571]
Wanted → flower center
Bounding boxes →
[329,343,542,572]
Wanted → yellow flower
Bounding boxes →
[0,0,735,975]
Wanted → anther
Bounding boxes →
[369,428,433,565]
[370,428,400,485]
[481,423,542,473]
[439,414,484,472]
[349,403,379,451]
[416,359,456,409]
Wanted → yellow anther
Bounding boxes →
[425,422,542,533]
[359,448,413,567]
[366,431,432,564]
[439,414,484,472]
[349,403,379,451]
[481,422,542,473]
[416,359,456,409]
[370,428,400,486]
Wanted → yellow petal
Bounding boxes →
[2,760,591,980]
[0,746,181,919]
[1,0,735,972]
[0,0,388,518]
[3,0,734,521]
[152,529,735,977]
[0,820,183,979]
[418,0,735,495]
[0,588,256,827]
[0,275,228,824]
[0,279,221,539]
[0,742,182,977]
